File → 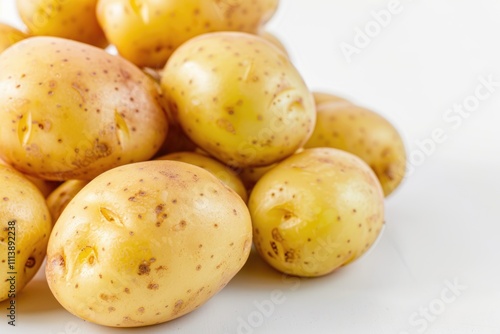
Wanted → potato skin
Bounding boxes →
[97,0,279,68]
[162,32,316,168]
[46,160,252,327]
[248,148,385,277]
[304,103,406,196]
[0,36,169,181]
[0,164,52,301]
[16,0,107,48]
[0,23,29,54]
[312,92,350,106]
[156,151,247,202]
[46,180,89,222]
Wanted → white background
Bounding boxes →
[1,0,500,333]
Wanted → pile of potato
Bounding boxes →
[0,0,406,328]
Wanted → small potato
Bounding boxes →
[304,103,406,196]
[312,91,350,106]
[0,36,169,181]
[157,151,247,202]
[46,160,252,327]
[162,32,316,168]
[239,163,276,192]
[97,0,279,68]
[259,31,289,56]
[0,23,29,54]
[249,148,385,277]
[0,164,52,301]
[46,180,89,222]
[16,0,107,47]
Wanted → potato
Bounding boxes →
[0,164,52,301]
[161,32,316,168]
[248,148,385,277]
[0,157,59,197]
[304,103,406,196]
[45,160,252,327]
[0,23,29,54]
[157,151,247,202]
[239,163,276,191]
[0,36,169,181]
[97,0,279,68]
[46,180,89,222]
[16,0,107,47]
[259,31,288,56]
[312,91,350,106]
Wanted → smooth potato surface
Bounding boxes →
[304,103,406,196]
[162,32,316,168]
[46,161,252,327]
[157,151,247,202]
[249,148,385,277]
[0,23,28,54]
[0,37,169,181]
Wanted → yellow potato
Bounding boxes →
[248,148,385,277]
[16,0,107,47]
[97,0,279,68]
[157,151,247,202]
[46,160,252,327]
[0,157,60,197]
[161,32,316,168]
[0,164,52,301]
[259,31,288,56]
[312,91,350,106]
[0,36,169,181]
[46,180,89,222]
[0,23,29,54]
[304,103,406,196]
[239,163,276,191]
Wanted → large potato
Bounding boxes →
[0,23,29,54]
[0,164,52,301]
[304,102,406,196]
[162,32,316,168]
[156,151,247,202]
[0,36,169,181]
[16,0,107,47]
[46,160,252,327]
[248,148,385,277]
[97,0,279,68]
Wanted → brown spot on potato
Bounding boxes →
[148,283,159,290]
[138,262,151,275]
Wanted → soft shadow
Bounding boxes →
[15,276,62,313]
[229,247,353,292]
[229,248,286,290]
